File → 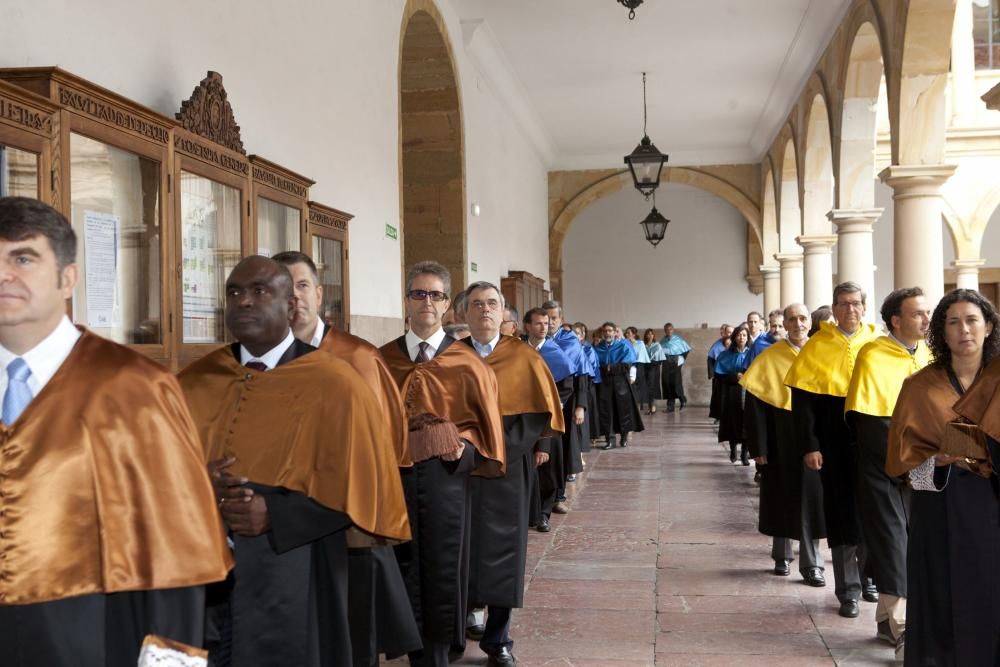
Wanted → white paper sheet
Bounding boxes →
[83,210,119,328]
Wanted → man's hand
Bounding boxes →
[574,406,585,425]
[934,454,962,467]
[754,456,767,465]
[222,494,271,537]
[534,451,549,467]
[441,440,466,462]
[208,456,251,505]
[804,452,823,471]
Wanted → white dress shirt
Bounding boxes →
[309,319,326,348]
[240,329,296,369]
[471,333,500,358]
[405,327,447,362]
[0,315,81,399]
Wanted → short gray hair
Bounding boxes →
[767,309,783,323]
[406,261,451,296]
[463,281,505,312]
[541,300,562,316]
[833,281,866,307]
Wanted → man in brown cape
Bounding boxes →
[379,261,505,667]
[178,256,409,667]
[0,197,231,666]
[274,250,419,665]
[462,281,564,666]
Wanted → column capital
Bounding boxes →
[878,164,957,194]
[758,264,780,276]
[774,252,804,268]
[827,208,884,229]
[796,234,838,254]
[952,258,986,273]
[744,273,764,294]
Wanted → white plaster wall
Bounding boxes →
[3,0,551,329]
[562,182,761,328]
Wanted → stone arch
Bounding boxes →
[838,20,886,209]
[802,92,835,235]
[549,168,761,297]
[892,0,958,165]
[778,137,802,252]
[398,0,467,296]
[762,159,779,262]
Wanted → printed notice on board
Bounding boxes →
[83,210,120,328]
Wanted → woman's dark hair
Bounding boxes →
[728,323,750,352]
[928,289,1000,368]
[809,305,832,337]
[643,328,655,344]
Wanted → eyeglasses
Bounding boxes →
[835,300,864,309]
[407,289,449,302]
[470,299,501,311]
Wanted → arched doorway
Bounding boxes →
[398,1,466,297]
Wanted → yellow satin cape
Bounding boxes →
[319,327,412,467]
[739,339,799,411]
[954,357,1000,441]
[0,330,231,605]
[845,336,932,417]
[178,347,410,542]
[380,336,506,478]
[784,321,881,397]
[481,336,565,436]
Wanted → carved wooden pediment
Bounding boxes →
[176,71,245,155]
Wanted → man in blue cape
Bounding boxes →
[707,323,733,422]
[595,321,644,448]
[659,323,691,411]
[746,309,784,365]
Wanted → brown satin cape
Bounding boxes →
[886,365,962,477]
[483,335,565,435]
[379,335,506,477]
[319,327,412,467]
[178,346,410,542]
[0,330,231,605]
[955,357,1000,441]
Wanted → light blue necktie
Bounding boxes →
[477,341,492,358]
[2,358,32,426]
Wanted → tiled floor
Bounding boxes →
[386,408,896,666]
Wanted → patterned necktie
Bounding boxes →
[417,341,432,364]
[2,358,33,426]
[245,360,268,372]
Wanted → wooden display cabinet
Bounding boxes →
[0,79,58,203]
[306,202,352,332]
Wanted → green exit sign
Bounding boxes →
[471,262,478,272]
[385,224,398,240]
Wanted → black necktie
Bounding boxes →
[417,341,432,364]
[246,361,268,372]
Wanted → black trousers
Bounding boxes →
[481,605,512,652]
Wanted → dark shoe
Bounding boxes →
[566,474,577,482]
[876,619,894,644]
[620,437,628,448]
[753,471,762,484]
[895,632,905,662]
[536,516,550,532]
[773,559,790,576]
[802,567,826,587]
[601,438,616,450]
[486,646,517,667]
[552,501,569,515]
[862,579,879,603]
[741,457,751,466]
[838,600,860,618]
[679,398,686,410]
[466,623,485,641]
[740,445,750,465]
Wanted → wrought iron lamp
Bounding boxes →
[617,0,643,20]
[639,195,669,247]
[623,72,668,199]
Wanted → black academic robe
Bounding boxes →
[849,412,910,598]
[708,358,723,419]
[793,388,861,548]
[597,363,645,436]
[587,376,601,441]
[715,373,744,444]
[536,377,579,513]
[469,413,550,609]
[642,362,662,402]
[661,355,687,402]
[906,438,1000,666]
[210,340,356,667]
[744,394,826,541]
[388,335,479,648]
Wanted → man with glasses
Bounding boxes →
[379,261,505,667]
[785,282,880,618]
[500,305,520,338]
[462,282,564,667]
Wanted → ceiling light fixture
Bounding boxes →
[617,0,644,20]
[639,193,670,247]
[623,72,668,200]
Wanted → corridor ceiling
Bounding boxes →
[453,0,852,168]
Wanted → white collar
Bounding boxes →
[888,332,918,355]
[0,316,81,395]
[528,337,546,351]
[405,327,447,362]
[240,329,296,369]
[309,319,325,348]
[471,332,501,357]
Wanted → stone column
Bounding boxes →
[774,252,804,308]
[796,235,838,311]
[879,165,957,306]
[952,258,986,290]
[952,0,976,126]
[760,265,781,314]
[829,208,882,308]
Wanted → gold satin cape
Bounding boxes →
[178,347,410,542]
[845,336,932,417]
[740,340,799,411]
[886,365,963,477]
[484,336,565,435]
[955,357,1000,441]
[379,336,506,477]
[784,321,881,397]
[0,330,231,605]
[319,327,412,467]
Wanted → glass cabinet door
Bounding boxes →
[180,171,242,344]
[69,133,160,344]
[256,197,300,256]
[312,234,345,331]
[0,144,39,198]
